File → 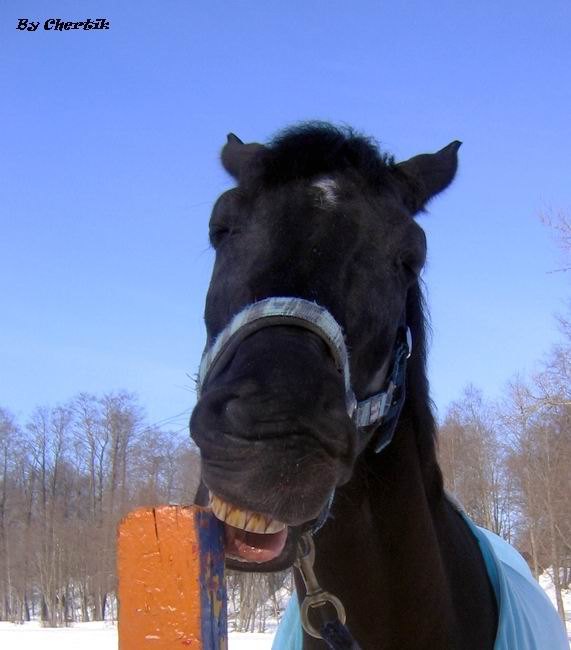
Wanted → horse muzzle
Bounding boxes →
[190,322,355,568]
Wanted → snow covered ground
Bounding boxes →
[1,574,569,649]
[0,621,275,649]
[539,572,571,645]
[1,616,569,648]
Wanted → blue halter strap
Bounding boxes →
[197,296,411,452]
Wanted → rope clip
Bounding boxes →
[294,533,347,639]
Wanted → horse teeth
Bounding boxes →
[264,518,285,534]
[244,513,263,533]
[226,508,247,530]
[208,492,286,534]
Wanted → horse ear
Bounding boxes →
[397,141,461,212]
[221,133,265,181]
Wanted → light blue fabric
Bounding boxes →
[272,518,569,649]
[463,516,569,649]
[272,592,303,650]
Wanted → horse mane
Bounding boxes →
[250,122,396,188]
[404,280,442,494]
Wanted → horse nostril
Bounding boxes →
[224,398,247,430]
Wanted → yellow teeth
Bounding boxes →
[209,493,286,534]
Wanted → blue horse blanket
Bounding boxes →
[272,517,569,649]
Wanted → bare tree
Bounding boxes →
[502,358,571,623]
[0,409,20,620]
[438,386,513,537]
[541,207,571,274]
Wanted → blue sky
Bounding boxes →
[1,0,570,430]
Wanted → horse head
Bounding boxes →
[190,123,460,571]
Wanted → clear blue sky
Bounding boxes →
[2,0,570,430]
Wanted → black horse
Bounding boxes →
[190,124,498,649]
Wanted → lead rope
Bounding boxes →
[295,534,362,650]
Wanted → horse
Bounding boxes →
[190,123,568,649]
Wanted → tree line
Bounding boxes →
[0,392,200,625]
[1,367,569,629]
[438,356,571,623]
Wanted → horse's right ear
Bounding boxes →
[396,141,461,213]
[221,133,265,182]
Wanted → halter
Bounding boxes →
[197,296,411,453]
[197,296,411,648]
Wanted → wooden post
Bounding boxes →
[117,505,227,649]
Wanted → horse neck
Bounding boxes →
[298,405,497,649]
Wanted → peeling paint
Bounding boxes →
[117,506,228,650]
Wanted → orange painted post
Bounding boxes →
[117,505,227,650]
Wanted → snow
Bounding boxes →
[0,621,275,649]
[539,572,571,645]
[0,622,118,650]
[1,577,570,649]
[229,632,274,649]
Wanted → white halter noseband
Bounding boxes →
[197,297,411,435]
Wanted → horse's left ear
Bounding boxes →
[397,140,461,212]
[221,133,266,182]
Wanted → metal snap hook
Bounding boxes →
[294,533,347,640]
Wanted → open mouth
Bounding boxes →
[209,493,289,564]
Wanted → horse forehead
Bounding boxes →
[311,177,338,208]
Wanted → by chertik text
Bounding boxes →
[17,18,110,32]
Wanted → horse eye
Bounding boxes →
[400,252,425,277]
[406,256,422,275]
[210,225,242,248]
[209,226,230,248]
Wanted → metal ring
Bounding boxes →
[300,591,347,639]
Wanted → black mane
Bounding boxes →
[255,122,396,188]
